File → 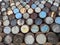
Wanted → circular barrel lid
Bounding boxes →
[13,33,24,45]
[3,15,8,20]
[31,4,37,9]
[38,3,44,9]
[28,8,33,14]
[25,33,35,44]
[30,13,38,19]
[31,25,39,33]
[21,25,29,33]
[45,17,54,24]
[3,20,10,26]
[35,18,42,25]
[36,32,46,44]
[43,7,49,13]
[26,18,33,25]
[35,7,41,13]
[45,2,51,8]
[4,26,11,34]
[15,13,22,19]
[13,8,19,14]
[46,32,59,44]
[8,14,15,20]
[51,23,60,33]
[25,4,30,10]
[40,24,50,33]
[55,17,60,24]
[10,19,17,26]
[4,35,12,44]
[51,5,57,12]
[20,8,26,14]
[23,13,29,19]
[12,26,19,34]
[17,19,24,26]
[39,11,47,18]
